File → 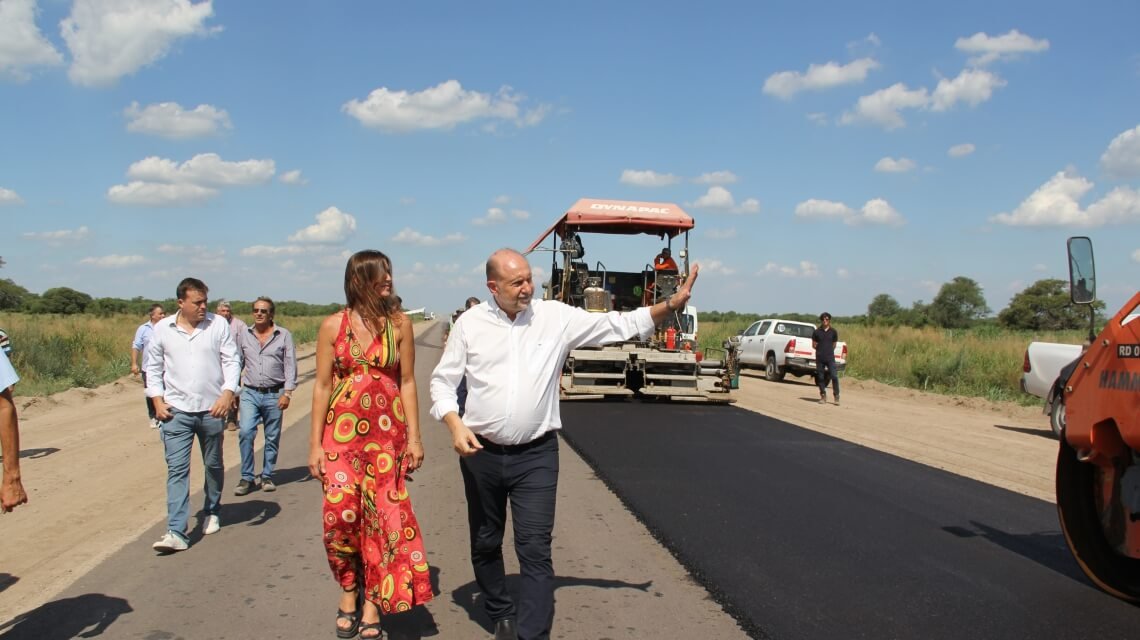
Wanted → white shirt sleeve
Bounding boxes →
[219,321,241,393]
[429,320,467,421]
[0,350,19,389]
[144,326,166,398]
[561,304,656,350]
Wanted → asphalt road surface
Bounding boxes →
[559,400,1140,639]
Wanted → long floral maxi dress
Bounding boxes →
[321,310,433,612]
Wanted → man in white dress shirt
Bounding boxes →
[146,278,241,553]
[430,249,698,640]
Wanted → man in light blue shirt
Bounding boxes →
[131,304,166,428]
[0,349,28,512]
[146,278,240,553]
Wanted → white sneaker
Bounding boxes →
[203,514,220,535]
[152,531,188,552]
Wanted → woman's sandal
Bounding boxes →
[336,586,363,639]
[359,621,383,640]
[335,607,361,639]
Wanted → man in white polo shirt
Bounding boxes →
[145,277,241,553]
[0,348,28,513]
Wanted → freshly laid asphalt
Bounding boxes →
[6,322,1140,639]
[559,401,1140,638]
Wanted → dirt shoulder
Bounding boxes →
[0,336,1058,623]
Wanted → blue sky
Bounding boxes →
[2,0,1139,319]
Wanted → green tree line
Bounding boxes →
[700,276,1107,331]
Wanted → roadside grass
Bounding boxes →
[698,320,1086,405]
[0,312,327,396]
[1,311,1087,404]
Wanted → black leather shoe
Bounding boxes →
[493,618,518,640]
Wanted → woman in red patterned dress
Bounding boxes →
[309,250,433,639]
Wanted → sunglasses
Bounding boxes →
[252,309,271,314]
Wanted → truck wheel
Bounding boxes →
[764,355,785,382]
[1049,397,1066,439]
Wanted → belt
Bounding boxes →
[476,431,557,454]
[246,384,283,393]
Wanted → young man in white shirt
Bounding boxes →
[430,249,698,640]
[145,278,241,553]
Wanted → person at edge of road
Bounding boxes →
[233,297,297,497]
[308,250,432,640]
[812,312,840,406]
[455,296,481,418]
[0,348,29,513]
[145,278,240,553]
[653,246,678,271]
[429,248,700,640]
[131,304,167,429]
[215,299,248,432]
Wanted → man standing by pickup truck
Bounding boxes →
[812,312,840,405]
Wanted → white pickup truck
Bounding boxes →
[1021,341,1084,437]
[735,319,848,382]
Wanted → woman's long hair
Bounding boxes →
[344,250,401,336]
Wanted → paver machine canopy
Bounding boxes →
[524,198,737,401]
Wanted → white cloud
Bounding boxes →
[1133,249,1140,263]
[288,206,357,244]
[794,199,854,221]
[493,195,511,205]
[124,101,231,139]
[620,169,682,187]
[929,68,1006,112]
[839,82,929,130]
[126,153,275,186]
[693,171,738,185]
[0,187,24,205]
[80,254,146,268]
[1033,263,1047,272]
[874,157,916,173]
[763,58,880,99]
[949,143,976,157]
[837,267,850,279]
[0,0,64,80]
[855,198,905,226]
[689,186,761,214]
[840,69,1004,130]
[23,226,90,243]
[279,169,307,185]
[705,227,737,240]
[473,207,508,226]
[343,80,549,133]
[795,198,905,226]
[511,209,530,220]
[759,261,820,278]
[391,227,465,247]
[1101,125,1140,179]
[400,196,416,206]
[61,0,220,87]
[955,29,1050,67]
[989,170,1140,227]
[107,181,217,205]
[695,259,736,276]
